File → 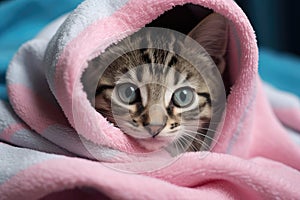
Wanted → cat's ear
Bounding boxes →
[187,13,228,74]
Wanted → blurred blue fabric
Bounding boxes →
[0,0,83,101]
[0,0,299,101]
[259,49,300,97]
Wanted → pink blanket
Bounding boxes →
[1,0,300,199]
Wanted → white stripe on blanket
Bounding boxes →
[263,82,300,145]
[0,142,60,184]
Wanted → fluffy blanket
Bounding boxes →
[1,0,300,199]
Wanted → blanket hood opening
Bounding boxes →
[45,0,258,158]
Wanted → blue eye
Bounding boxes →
[117,83,139,104]
[172,87,194,108]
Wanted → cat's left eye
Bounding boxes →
[116,83,140,104]
[172,87,195,108]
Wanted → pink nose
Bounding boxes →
[145,124,165,137]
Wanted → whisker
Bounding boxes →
[181,127,218,136]
[181,132,218,149]
[198,120,223,124]
[175,140,181,155]
[179,135,193,146]
[182,122,221,127]
[178,136,194,151]
[189,140,205,151]
[200,122,222,125]
[180,134,211,151]
[172,136,190,154]
[183,129,218,143]
[177,139,186,153]
[171,139,179,156]
[197,127,220,133]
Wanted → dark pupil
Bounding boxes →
[125,86,135,98]
[180,90,187,102]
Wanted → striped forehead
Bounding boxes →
[126,64,191,107]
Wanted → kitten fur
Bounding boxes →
[89,13,228,153]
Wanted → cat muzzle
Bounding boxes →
[144,124,166,137]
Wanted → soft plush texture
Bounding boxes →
[263,83,300,145]
[1,0,300,199]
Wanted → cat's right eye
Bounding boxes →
[116,83,140,104]
[172,87,195,108]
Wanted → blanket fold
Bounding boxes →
[1,0,300,199]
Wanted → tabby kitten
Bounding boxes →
[92,13,228,153]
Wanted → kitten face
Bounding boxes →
[91,13,228,152]
[95,51,212,151]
